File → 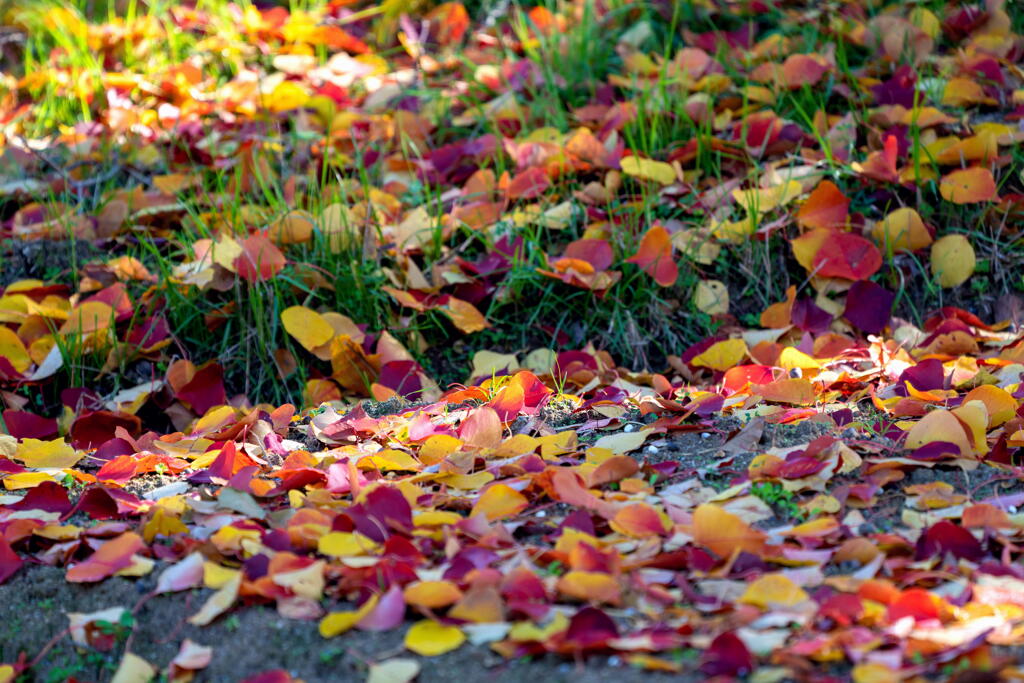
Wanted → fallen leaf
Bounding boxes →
[404,620,466,656]
[930,234,975,287]
[939,167,998,204]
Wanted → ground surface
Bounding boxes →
[3,0,1024,681]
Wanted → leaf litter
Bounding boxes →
[2,0,1024,680]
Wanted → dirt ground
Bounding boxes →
[0,565,692,683]
[5,414,1022,682]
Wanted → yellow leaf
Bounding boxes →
[281,306,336,353]
[470,350,520,377]
[414,510,463,526]
[939,167,997,204]
[436,471,494,489]
[3,471,57,489]
[273,560,326,600]
[418,435,463,466]
[930,234,975,288]
[188,572,241,626]
[508,612,569,641]
[872,208,932,253]
[852,663,900,683]
[691,338,748,371]
[790,228,832,271]
[404,620,466,656]
[203,562,239,590]
[266,80,309,112]
[909,7,940,38]
[620,156,677,185]
[367,659,421,683]
[739,573,809,608]
[777,347,820,371]
[693,279,729,315]
[732,180,802,214]
[320,594,379,638]
[363,449,421,472]
[318,532,380,557]
[0,327,30,373]
[15,438,81,469]
[593,428,652,454]
[110,652,156,683]
[708,217,757,244]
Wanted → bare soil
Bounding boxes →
[1,565,692,683]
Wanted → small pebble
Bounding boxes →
[701,432,710,439]
[537,510,546,517]
[1010,506,1018,513]
[624,424,635,432]
[646,445,658,454]
[608,656,621,667]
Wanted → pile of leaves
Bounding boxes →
[3,0,1024,679]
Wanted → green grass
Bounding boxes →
[4,0,1024,415]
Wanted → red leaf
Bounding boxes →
[700,631,754,676]
[797,180,849,230]
[563,606,619,649]
[1,410,58,439]
[887,588,942,623]
[176,362,227,415]
[69,411,142,450]
[66,532,144,583]
[627,226,678,287]
[235,233,286,282]
[915,520,984,561]
[0,535,23,585]
[812,232,882,280]
[96,455,139,486]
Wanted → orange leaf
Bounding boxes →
[904,409,973,456]
[556,571,621,605]
[448,585,504,622]
[691,503,766,558]
[459,406,502,449]
[962,503,1013,529]
[471,484,529,520]
[67,532,144,583]
[939,167,998,204]
[234,233,286,282]
[610,503,671,538]
[627,226,678,287]
[441,296,490,334]
[752,378,816,405]
[797,180,849,230]
[781,53,829,88]
[267,210,315,245]
[962,385,1016,427]
[403,580,464,609]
